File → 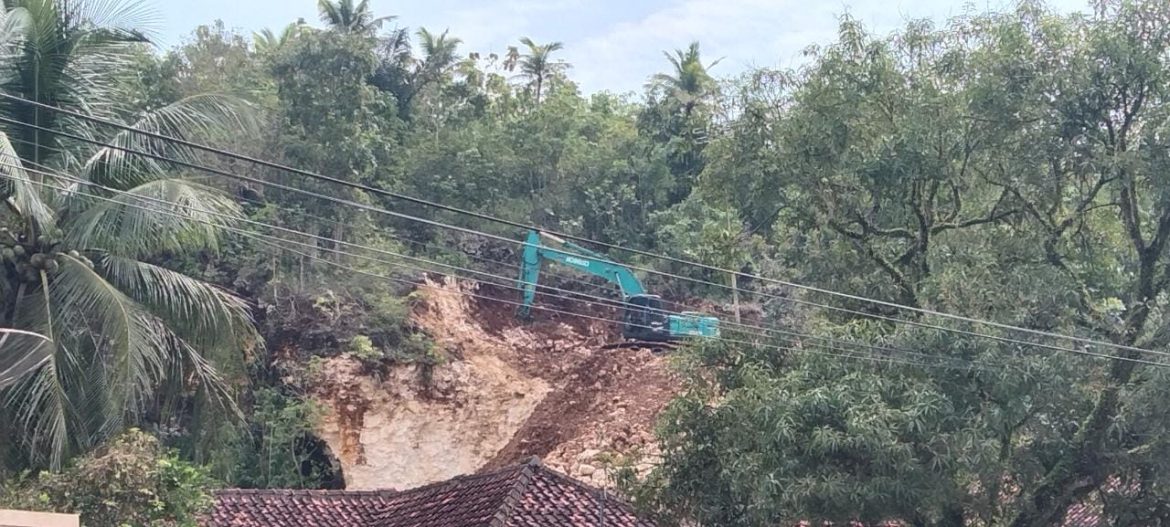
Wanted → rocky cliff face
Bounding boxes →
[308,276,677,490]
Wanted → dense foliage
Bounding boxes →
[638,2,1170,526]
[1,429,214,527]
[1,0,1169,526]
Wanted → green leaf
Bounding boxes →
[66,177,242,257]
[0,131,55,230]
[0,327,53,390]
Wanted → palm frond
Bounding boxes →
[71,0,159,41]
[0,6,29,50]
[81,94,258,189]
[0,0,145,164]
[0,131,55,230]
[50,254,168,437]
[317,0,343,27]
[254,26,301,55]
[99,255,259,363]
[0,327,53,390]
[65,177,242,258]
[8,359,71,467]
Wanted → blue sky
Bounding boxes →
[156,0,1090,94]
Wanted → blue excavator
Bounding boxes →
[516,229,720,347]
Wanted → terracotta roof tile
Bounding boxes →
[208,489,398,527]
[204,458,655,527]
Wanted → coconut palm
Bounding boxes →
[416,27,462,81]
[397,27,462,112]
[649,41,721,118]
[254,21,305,56]
[0,328,51,390]
[0,0,259,469]
[317,0,392,34]
[517,37,569,104]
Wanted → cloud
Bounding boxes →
[569,0,836,94]
[411,0,585,54]
[564,0,1072,94]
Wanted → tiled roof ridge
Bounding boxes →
[489,456,542,527]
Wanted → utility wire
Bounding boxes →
[0,125,1160,368]
[0,142,1107,365]
[1,158,1001,371]
[1,164,1018,373]
[0,93,1158,360]
[1,116,1165,364]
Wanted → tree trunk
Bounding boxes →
[731,271,741,324]
[1009,266,1156,526]
[332,222,345,263]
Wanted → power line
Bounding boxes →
[0,147,1129,370]
[0,93,1157,360]
[1,117,1165,365]
[1,164,1020,373]
[1,159,1006,372]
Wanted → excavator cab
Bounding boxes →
[622,294,672,342]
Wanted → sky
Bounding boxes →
[156,0,1090,95]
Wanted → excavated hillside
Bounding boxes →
[308,276,677,491]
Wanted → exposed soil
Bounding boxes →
[308,276,681,490]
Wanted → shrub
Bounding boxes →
[1,429,215,527]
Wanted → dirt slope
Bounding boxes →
[309,276,677,490]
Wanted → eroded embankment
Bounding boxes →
[309,277,677,490]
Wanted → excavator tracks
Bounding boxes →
[600,340,677,354]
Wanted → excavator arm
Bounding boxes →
[517,230,646,317]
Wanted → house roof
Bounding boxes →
[206,458,656,527]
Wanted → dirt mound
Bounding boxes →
[309,276,678,490]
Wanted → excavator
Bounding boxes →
[516,229,720,349]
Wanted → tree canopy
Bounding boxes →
[3,1,1170,526]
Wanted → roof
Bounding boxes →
[208,489,398,527]
[206,458,656,527]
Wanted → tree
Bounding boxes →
[638,42,721,207]
[0,0,260,470]
[364,26,467,120]
[316,0,391,34]
[416,28,462,79]
[254,21,305,57]
[517,37,569,104]
[269,28,402,255]
[638,2,1170,526]
[649,41,721,119]
[1,428,215,527]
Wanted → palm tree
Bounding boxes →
[416,27,462,81]
[371,27,462,119]
[517,37,569,104]
[317,0,392,34]
[0,0,259,469]
[649,41,721,118]
[254,21,305,55]
[502,45,520,72]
